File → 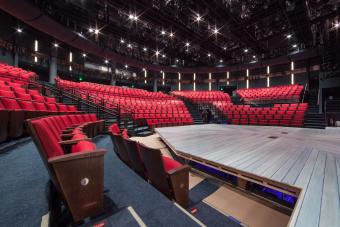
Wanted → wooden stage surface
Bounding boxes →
[156,124,340,227]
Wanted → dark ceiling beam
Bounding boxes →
[199,0,266,54]
[109,0,226,58]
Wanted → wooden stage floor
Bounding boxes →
[156,124,340,227]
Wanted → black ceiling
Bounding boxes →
[29,0,340,67]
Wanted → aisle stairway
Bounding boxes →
[182,100,204,124]
[304,89,326,129]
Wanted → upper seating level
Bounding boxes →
[0,63,38,81]
[171,91,231,103]
[236,84,304,103]
[56,78,193,128]
[57,78,170,99]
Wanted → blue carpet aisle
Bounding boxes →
[0,136,200,227]
[0,141,49,227]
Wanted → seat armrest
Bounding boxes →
[59,138,91,153]
[167,165,190,208]
[48,149,107,163]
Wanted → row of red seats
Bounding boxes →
[213,101,308,127]
[57,78,194,129]
[28,114,106,222]
[109,124,190,207]
[58,77,171,99]
[146,118,193,128]
[236,84,304,103]
[172,91,231,103]
[0,63,37,81]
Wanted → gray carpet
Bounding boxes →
[0,136,200,226]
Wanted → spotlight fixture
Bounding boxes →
[143,47,147,51]
[162,54,166,58]
[120,39,125,44]
[124,64,128,68]
[82,53,87,58]
[286,34,292,39]
[94,29,99,35]
[155,50,160,56]
[335,23,340,28]
[175,59,179,63]
[252,55,256,58]
[207,53,211,57]
[219,59,223,63]
[88,28,94,33]
[185,42,190,47]
[161,30,166,35]
[213,28,219,34]
[127,43,132,48]
[16,28,22,33]
[244,49,248,53]
[129,14,134,20]
[292,44,297,48]
[195,14,202,22]
[105,59,109,64]
[169,32,174,38]
[53,43,59,48]
[223,47,227,50]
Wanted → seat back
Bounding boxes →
[138,143,172,198]
[123,138,147,179]
[112,134,131,166]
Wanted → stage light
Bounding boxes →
[120,39,125,44]
[195,14,202,22]
[244,49,248,53]
[82,53,87,58]
[335,23,340,28]
[143,47,147,51]
[169,32,174,38]
[223,47,226,50]
[124,64,128,68]
[286,34,292,39]
[69,52,73,62]
[129,14,134,20]
[161,30,166,35]
[127,43,132,48]
[105,59,109,64]
[213,27,219,34]
[53,43,59,48]
[155,50,160,56]
[252,55,256,58]
[89,28,94,33]
[292,44,297,48]
[34,56,38,63]
[175,59,179,63]
[185,42,190,47]
[162,54,166,58]
[219,59,223,63]
[207,53,211,57]
[16,28,22,33]
[69,66,72,71]
[94,29,99,35]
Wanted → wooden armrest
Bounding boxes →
[167,165,190,208]
[48,149,107,163]
[59,138,91,145]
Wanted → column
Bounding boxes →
[110,62,116,86]
[13,52,19,67]
[153,73,158,92]
[49,48,58,84]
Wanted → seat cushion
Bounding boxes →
[72,141,96,153]
[162,156,182,172]
[109,123,120,134]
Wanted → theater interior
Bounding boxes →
[0,0,340,227]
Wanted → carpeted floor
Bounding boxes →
[0,136,200,227]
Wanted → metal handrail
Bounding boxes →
[301,82,308,103]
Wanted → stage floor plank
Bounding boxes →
[156,124,340,227]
